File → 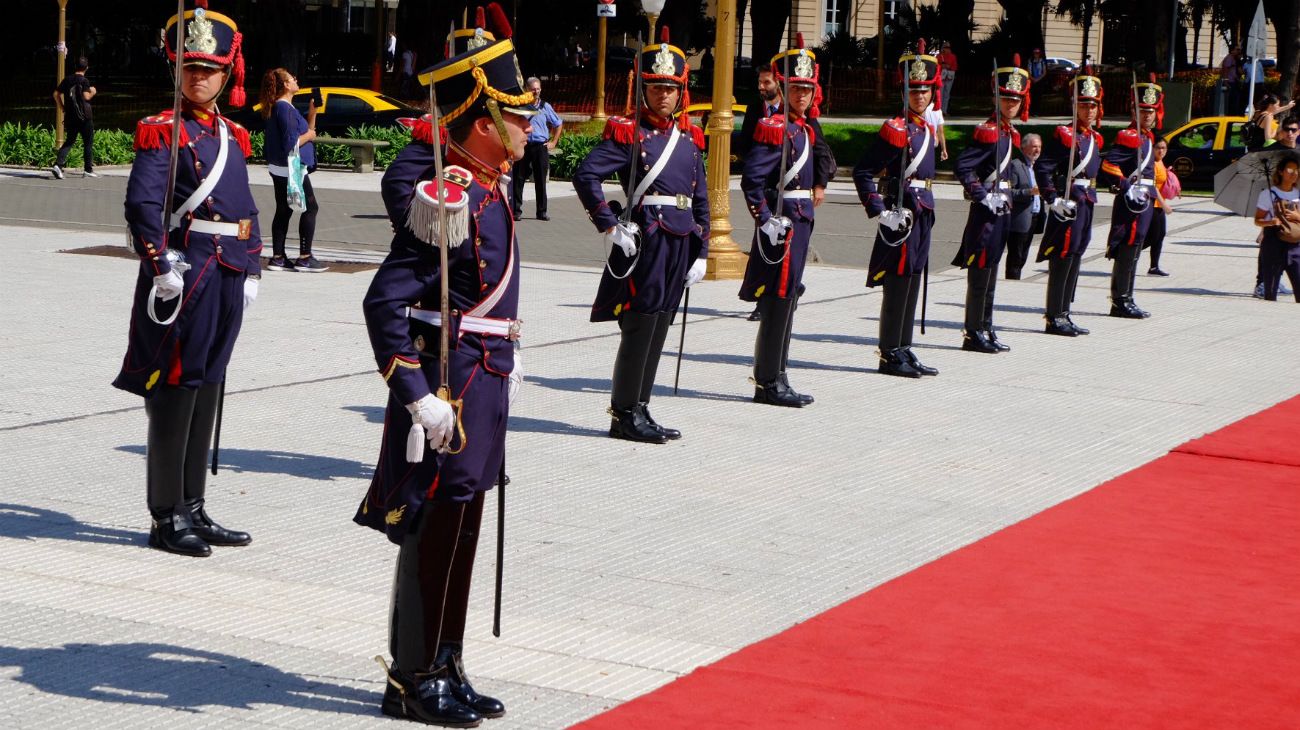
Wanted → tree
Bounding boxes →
[747,0,791,70]
[997,0,1050,61]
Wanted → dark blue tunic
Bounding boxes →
[852,112,937,285]
[114,110,261,398]
[953,119,1020,269]
[739,116,816,301]
[354,142,520,544]
[1035,125,1105,261]
[573,116,709,321]
[1100,126,1158,259]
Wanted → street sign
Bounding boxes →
[597,4,616,17]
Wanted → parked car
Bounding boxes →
[226,87,421,136]
[606,46,638,73]
[1162,115,1251,189]
[1045,57,1078,73]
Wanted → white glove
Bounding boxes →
[405,393,455,461]
[879,207,913,232]
[153,270,184,301]
[508,348,523,405]
[981,191,1010,215]
[684,257,707,287]
[604,222,639,257]
[1049,198,1077,218]
[243,277,259,309]
[759,215,792,245]
[1125,183,1149,205]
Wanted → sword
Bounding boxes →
[773,42,793,238]
[162,0,186,265]
[992,58,1003,192]
[210,379,224,475]
[430,21,466,454]
[672,288,688,394]
[1064,70,1080,193]
[493,457,505,637]
[897,50,911,218]
[619,34,645,227]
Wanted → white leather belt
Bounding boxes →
[179,219,242,236]
[908,179,932,189]
[642,194,693,210]
[1073,178,1097,187]
[784,189,813,199]
[996,180,1011,189]
[407,307,522,340]
[1137,178,1155,186]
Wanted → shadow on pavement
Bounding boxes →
[508,415,609,438]
[341,404,386,424]
[115,446,373,481]
[0,504,143,545]
[0,642,378,717]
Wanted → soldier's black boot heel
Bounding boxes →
[437,644,505,719]
[902,348,938,376]
[608,405,668,443]
[1044,315,1078,336]
[187,499,251,546]
[637,403,681,440]
[380,666,482,727]
[961,329,999,353]
[753,378,807,407]
[148,508,211,557]
[878,348,922,378]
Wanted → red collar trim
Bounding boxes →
[447,145,504,187]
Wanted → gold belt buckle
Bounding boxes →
[237,219,252,240]
[506,319,523,341]
[675,194,690,210]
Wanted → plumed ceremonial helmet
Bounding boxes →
[418,3,536,128]
[1134,73,1165,128]
[898,40,940,87]
[448,5,498,58]
[163,0,246,106]
[1071,65,1104,119]
[993,53,1032,121]
[642,26,689,87]
[771,33,823,118]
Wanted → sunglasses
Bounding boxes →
[1284,127,1300,133]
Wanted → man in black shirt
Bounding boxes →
[52,56,97,179]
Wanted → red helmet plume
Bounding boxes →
[487,2,511,39]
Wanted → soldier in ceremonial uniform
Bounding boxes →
[737,36,821,406]
[573,27,709,440]
[114,0,257,558]
[1100,75,1163,319]
[952,55,1030,354]
[354,9,529,725]
[853,44,941,378]
[1035,69,1105,336]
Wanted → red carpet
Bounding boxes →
[576,397,1300,729]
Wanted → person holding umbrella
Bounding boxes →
[1254,153,1300,301]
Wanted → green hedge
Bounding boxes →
[0,122,135,168]
[550,132,602,180]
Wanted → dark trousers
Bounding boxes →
[55,118,94,172]
[511,142,550,217]
[1005,231,1035,279]
[963,267,998,331]
[145,382,221,518]
[879,273,923,351]
[390,492,485,672]
[1110,244,1143,304]
[270,174,319,258]
[1146,209,1167,270]
[610,310,674,409]
[1260,233,1300,301]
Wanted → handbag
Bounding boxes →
[287,142,308,213]
[1271,193,1300,244]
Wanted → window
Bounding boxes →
[823,0,841,35]
[885,0,905,21]
[1227,122,1251,150]
[325,95,373,115]
[1173,122,1218,150]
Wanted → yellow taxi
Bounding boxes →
[1162,115,1251,188]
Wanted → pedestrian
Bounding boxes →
[952,54,1030,354]
[1221,46,1243,113]
[1035,68,1105,336]
[1100,74,1162,319]
[1028,48,1047,85]
[1005,132,1045,280]
[925,99,949,160]
[354,7,528,725]
[739,36,822,405]
[738,63,835,321]
[51,56,97,179]
[1253,153,1300,301]
[385,31,396,72]
[853,41,942,378]
[938,41,958,117]
[1147,136,1179,276]
[510,77,562,221]
[1246,94,1293,149]
[573,27,709,439]
[260,69,327,272]
[398,45,416,98]
[1271,113,1299,148]
[114,0,258,558]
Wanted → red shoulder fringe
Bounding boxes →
[603,116,637,145]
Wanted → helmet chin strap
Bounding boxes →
[486,99,514,164]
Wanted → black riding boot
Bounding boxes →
[981,268,1009,351]
[146,386,210,557]
[1127,246,1149,317]
[898,274,936,375]
[1063,256,1089,334]
[753,297,805,407]
[385,499,482,727]
[1044,257,1076,336]
[436,643,506,719]
[181,382,250,546]
[962,268,999,353]
[777,295,814,403]
[878,275,921,377]
[1109,246,1145,318]
[636,310,680,439]
[608,311,665,443]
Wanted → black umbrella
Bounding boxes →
[1214,148,1300,216]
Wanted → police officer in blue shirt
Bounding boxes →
[510,76,563,220]
[114,0,258,558]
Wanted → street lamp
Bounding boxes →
[642,0,666,38]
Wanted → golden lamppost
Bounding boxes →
[704,0,745,279]
[593,14,609,122]
[55,0,69,147]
